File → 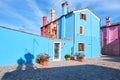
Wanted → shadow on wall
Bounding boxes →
[102,38,120,56]
[102,27,120,56]
[17,52,35,75]
[101,56,120,62]
[1,64,120,80]
[17,52,34,64]
[71,46,74,55]
[17,57,25,65]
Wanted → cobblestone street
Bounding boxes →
[0,56,120,80]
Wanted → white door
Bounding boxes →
[54,43,61,61]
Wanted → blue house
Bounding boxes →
[41,2,100,59]
[0,2,100,66]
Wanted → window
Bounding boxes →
[80,13,86,20]
[80,26,83,34]
[78,43,84,51]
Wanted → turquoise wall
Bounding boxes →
[49,40,73,61]
[91,14,101,58]
[62,6,67,15]
[58,16,66,38]
[0,9,100,66]
[0,27,49,66]
[0,27,73,66]
[65,13,74,39]
[61,16,66,38]
[58,19,62,38]
[73,9,100,58]
[58,13,74,39]
[57,9,100,58]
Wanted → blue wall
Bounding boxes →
[55,9,100,59]
[73,9,100,58]
[58,19,62,38]
[91,13,101,58]
[58,13,74,39]
[0,9,100,66]
[65,13,74,39]
[0,27,49,66]
[62,6,67,15]
[58,16,66,38]
[0,26,73,66]
[49,40,73,61]
[61,16,66,38]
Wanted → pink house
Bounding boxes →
[101,17,120,56]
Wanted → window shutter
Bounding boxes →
[80,26,83,34]
[78,43,84,51]
[80,13,86,20]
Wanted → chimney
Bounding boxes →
[106,17,111,26]
[62,2,68,15]
[51,9,55,21]
[43,16,47,26]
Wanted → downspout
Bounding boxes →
[73,13,75,55]
[90,13,92,58]
[118,27,120,56]
[100,19,102,56]
[98,17,101,56]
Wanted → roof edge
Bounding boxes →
[73,8,100,20]
[101,22,120,29]
[41,11,73,28]
[0,26,41,37]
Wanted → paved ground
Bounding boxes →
[0,56,120,80]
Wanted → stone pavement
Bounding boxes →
[0,56,120,80]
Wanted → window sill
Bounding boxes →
[78,51,84,53]
[77,33,84,36]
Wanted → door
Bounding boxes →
[54,43,61,61]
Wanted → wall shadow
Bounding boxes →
[1,51,35,80]
[101,27,120,56]
[1,64,120,80]
[102,38,120,56]
[17,57,25,65]
[24,52,34,64]
[71,46,74,55]
[101,56,120,62]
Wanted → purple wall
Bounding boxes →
[101,25,120,56]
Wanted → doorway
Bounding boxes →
[54,43,61,61]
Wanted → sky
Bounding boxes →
[0,0,120,35]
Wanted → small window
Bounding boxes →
[78,43,84,51]
[80,26,83,34]
[80,13,86,20]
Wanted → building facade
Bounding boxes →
[0,2,100,66]
[101,17,120,56]
[41,2,101,58]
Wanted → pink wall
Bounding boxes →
[101,25,120,56]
